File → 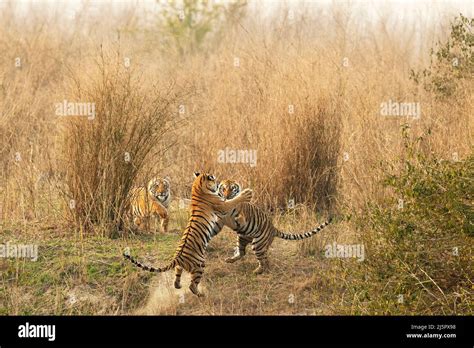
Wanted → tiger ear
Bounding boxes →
[164,176,170,183]
[193,172,200,178]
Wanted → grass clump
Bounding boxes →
[60,52,182,236]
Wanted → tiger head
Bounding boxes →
[218,180,241,200]
[147,176,171,203]
[192,172,219,196]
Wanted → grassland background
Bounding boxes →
[0,0,472,315]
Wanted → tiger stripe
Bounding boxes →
[124,172,253,297]
[217,180,332,274]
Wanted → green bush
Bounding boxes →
[356,125,473,314]
[156,0,247,55]
[410,14,473,98]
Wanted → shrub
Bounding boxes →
[410,14,473,99]
[60,52,182,236]
[155,0,247,56]
[281,99,341,213]
[354,125,473,314]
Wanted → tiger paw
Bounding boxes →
[253,265,268,275]
[225,255,243,263]
[239,188,253,203]
[189,285,205,297]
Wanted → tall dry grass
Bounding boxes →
[1,2,471,220]
[60,51,185,236]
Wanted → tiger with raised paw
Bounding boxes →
[124,173,253,297]
[218,179,332,274]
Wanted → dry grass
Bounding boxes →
[60,51,185,236]
[0,1,472,315]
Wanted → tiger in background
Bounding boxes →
[218,179,332,274]
[124,172,253,297]
[129,176,171,233]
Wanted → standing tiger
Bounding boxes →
[218,179,332,274]
[124,172,253,297]
[129,177,171,233]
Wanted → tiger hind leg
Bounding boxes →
[225,235,252,263]
[174,266,183,289]
[253,257,270,275]
[189,267,205,297]
[160,211,169,234]
[133,216,143,231]
[252,235,273,274]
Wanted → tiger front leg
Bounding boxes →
[152,201,169,233]
[159,210,169,234]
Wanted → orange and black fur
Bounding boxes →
[124,173,253,296]
[218,180,332,274]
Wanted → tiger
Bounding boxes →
[217,179,332,274]
[124,172,253,297]
[128,176,171,233]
